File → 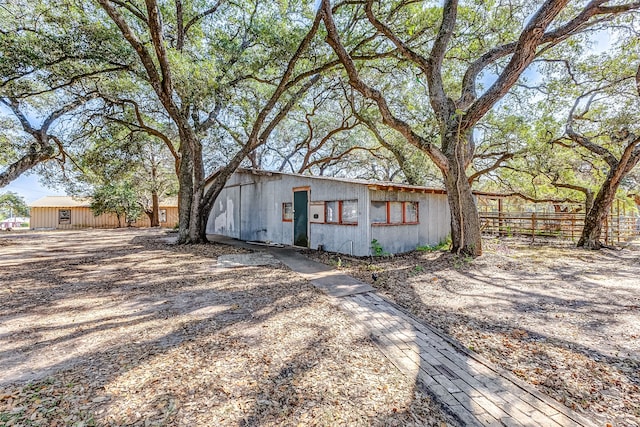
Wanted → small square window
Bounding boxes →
[58,209,71,225]
[341,200,358,224]
[282,203,293,221]
[325,201,339,223]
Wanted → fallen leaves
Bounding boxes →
[0,229,450,426]
[306,236,640,426]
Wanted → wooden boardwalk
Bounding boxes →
[272,248,597,427]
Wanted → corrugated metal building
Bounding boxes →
[206,169,451,256]
[29,196,178,229]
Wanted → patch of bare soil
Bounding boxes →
[305,236,640,426]
[0,229,449,426]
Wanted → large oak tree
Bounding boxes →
[320,0,640,256]
[95,0,328,243]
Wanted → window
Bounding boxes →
[159,209,167,223]
[325,200,358,225]
[282,203,293,222]
[58,209,71,225]
[405,202,418,223]
[341,200,358,224]
[389,202,403,224]
[325,201,339,223]
[371,202,387,224]
[371,201,419,225]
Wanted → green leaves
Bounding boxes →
[90,181,143,224]
[0,191,30,218]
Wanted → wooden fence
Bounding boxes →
[479,211,640,244]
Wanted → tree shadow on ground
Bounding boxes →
[0,230,450,426]
[386,258,640,425]
[309,242,640,425]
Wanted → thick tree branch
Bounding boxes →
[97,1,163,99]
[468,152,514,183]
[321,0,448,171]
[463,0,570,129]
[145,0,173,99]
[460,1,640,111]
[245,8,324,151]
[499,191,582,205]
[426,0,457,122]
[565,94,618,166]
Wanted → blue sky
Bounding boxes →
[3,174,66,204]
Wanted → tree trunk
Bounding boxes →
[188,138,205,242]
[174,130,210,244]
[578,172,621,249]
[176,139,194,243]
[578,153,640,249]
[443,164,483,256]
[440,128,483,256]
[151,191,160,227]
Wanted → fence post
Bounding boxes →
[498,198,504,237]
[531,212,536,243]
[617,199,621,244]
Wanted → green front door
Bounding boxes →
[293,190,309,247]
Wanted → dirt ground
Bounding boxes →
[306,236,640,426]
[0,229,449,426]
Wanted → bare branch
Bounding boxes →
[464,0,571,129]
[468,152,514,183]
[110,0,148,23]
[184,0,223,35]
[321,0,448,171]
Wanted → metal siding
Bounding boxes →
[241,182,267,241]
[370,190,451,254]
[30,206,179,230]
[205,171,450,255]
[209,187,241,238]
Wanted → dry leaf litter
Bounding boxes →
[306,236,640,426]
[0,229,451,426]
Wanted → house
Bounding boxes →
[206,169,451,256]
[29,196,179,229]
[0,216,29,230]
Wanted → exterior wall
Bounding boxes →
[207,172,373,255]
[206,171,451,256]
[369,190,450,254]
[30,206,178,229]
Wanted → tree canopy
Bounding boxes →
[2,0,639,251]
[0,191,29,219]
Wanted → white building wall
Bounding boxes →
[206,171,450,256]
[369,190,450,254]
